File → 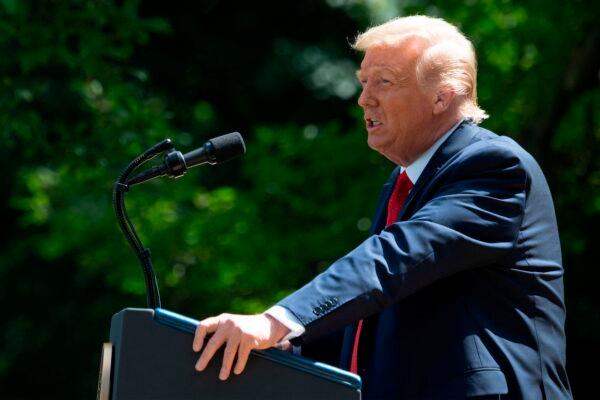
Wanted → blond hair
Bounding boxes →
[353,15,488,124]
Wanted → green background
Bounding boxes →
[1,0,598,398]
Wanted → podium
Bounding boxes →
[98,308,362,399]
[103,137,360,398]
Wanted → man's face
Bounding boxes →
[356,40,436,166]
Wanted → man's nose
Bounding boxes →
[358,86,377,108]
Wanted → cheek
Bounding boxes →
[403,98,429,124]
[384,91,414,116]
[388,100,416,125]
[416,93,433,114]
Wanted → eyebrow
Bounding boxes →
[355,67,408,82]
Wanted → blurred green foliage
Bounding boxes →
[0,0,598,398]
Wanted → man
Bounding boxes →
[192,16,572,399]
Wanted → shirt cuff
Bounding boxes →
[265,305,306,342]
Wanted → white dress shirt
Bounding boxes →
[266,119,463,342]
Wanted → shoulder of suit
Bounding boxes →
[456,123,535,167]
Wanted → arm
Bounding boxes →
[278,141,527,343]
[193,140,527,376]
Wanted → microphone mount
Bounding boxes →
[113,133,245,309]
[126,132,244,186]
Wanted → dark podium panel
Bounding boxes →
[104,308,361,399]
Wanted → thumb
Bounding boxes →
[274,340,292,352]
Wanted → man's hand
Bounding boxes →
[193,313,291,380]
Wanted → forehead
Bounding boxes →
[358,39,425,75]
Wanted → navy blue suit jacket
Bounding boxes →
[278,122,572,399]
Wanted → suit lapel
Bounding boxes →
[398,121,479,220]
[370,166,401,235]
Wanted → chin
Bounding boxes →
[367,135,391,155]
[367,138,404,164]
[367,135,383,151]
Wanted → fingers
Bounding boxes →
[193,313,276,379]
[233,341,253,375]
[193,316,219,352]
[219,331,241,380]
[195,326,227,372]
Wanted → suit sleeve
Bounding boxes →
[278,141,528,344]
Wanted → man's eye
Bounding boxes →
[381,79,392,85]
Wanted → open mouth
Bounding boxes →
[367,118,383,128]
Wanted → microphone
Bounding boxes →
[127,132,246,186]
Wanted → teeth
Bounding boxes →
[368,118,382,127]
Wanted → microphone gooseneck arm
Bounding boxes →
[113,139,173,309]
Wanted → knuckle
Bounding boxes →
[225,346,236,356]
[241,338,257,350]
[239,345,251,356]
[205,338,218,350]
[240,330,253,340]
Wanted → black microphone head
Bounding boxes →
[208,132,246,163]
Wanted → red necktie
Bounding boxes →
[350,170,413,374]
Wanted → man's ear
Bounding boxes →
[432,88,456,115]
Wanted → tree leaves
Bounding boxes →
[0,0,598,397]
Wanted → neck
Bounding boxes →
[399,114,460,166]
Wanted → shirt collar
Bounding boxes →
[402,119,463,184]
